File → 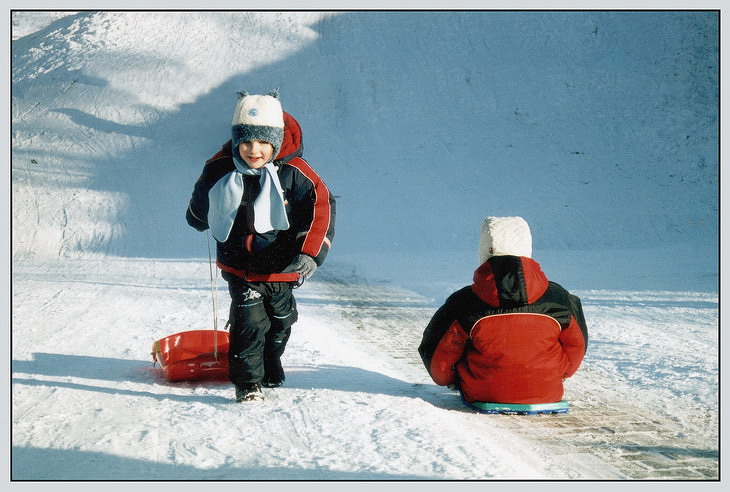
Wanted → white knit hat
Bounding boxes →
[478,216,533,264]
[231,90,285,162]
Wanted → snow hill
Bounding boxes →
[10,11,720,483]
[12,11,718,277]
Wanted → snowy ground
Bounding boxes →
[8,9,721,486]
[10,253,719,481]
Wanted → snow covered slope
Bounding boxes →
[11,11,719,482]
[12,11,718,261]
[11,257,719,480]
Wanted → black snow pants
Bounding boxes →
[223,272,298,388]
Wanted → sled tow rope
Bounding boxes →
[206,230,220,360]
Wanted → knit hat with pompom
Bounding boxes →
[231,90,284,165]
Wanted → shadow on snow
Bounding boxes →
[11,445,433,480]
[12,352,463,409]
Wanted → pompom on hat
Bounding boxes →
[478,216,533,264]
[231,90,285,164]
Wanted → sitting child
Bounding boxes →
[418,216,588,406]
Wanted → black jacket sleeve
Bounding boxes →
[568,293,589,352]
[285,159,336,266]
[418,289,468,375]
[185,149,235,232]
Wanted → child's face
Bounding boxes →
[238,141,274,169]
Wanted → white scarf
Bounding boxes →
[208,160,290,243]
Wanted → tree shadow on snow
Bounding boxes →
[12,352,464,410]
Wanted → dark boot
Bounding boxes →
[235,383,264,402]
[262,358,285,388]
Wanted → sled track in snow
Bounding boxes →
[313,267,719,480]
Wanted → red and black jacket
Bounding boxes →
[186,112,335,280]
[418,255,588,404]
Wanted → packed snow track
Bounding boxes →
[11,257,718,480]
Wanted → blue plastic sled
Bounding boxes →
[463,397,570,415]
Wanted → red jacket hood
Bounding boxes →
[471,256,550,308]
[276,111,304,163]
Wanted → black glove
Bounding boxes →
[283,254,317,279]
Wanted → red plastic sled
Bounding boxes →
[152,330,230,382]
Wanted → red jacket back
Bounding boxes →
[418,255,588,404]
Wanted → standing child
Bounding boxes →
[186,90,335,402]
[418,216,587,407]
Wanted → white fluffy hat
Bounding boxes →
[231,90,285,162]
[478,216,533,264]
